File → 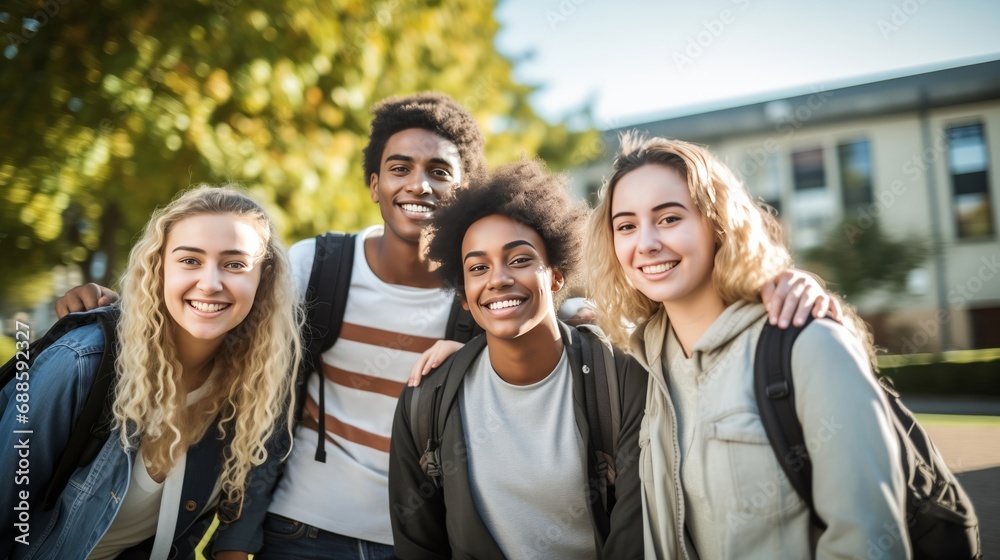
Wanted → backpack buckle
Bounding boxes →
[420,446,443,488]
[766,380,790,399]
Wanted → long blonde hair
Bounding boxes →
[114,184,302,515]
[586,133,875,366]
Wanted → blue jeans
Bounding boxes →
[256,513,396,560]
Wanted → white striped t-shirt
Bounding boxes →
[268,226,454,544]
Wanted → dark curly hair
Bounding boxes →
[362,92,486,186]
[427,159,588,297]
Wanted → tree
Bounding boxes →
[801,219,929,300]
[0,0,598,310]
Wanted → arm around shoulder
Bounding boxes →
[791,319,910,558]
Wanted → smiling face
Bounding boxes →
[610,164,720,311]
[369,128,463,246]
[162,213,265,352]
[461,214,564,342]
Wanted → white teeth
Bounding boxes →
[190,301,230,313]
[401,203,432,213]
[641,262,678,274]
[487,299,523,310]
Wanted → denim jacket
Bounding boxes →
[1,319,234,559]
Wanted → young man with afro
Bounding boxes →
[389,160,647,559]
[249,92,488,559]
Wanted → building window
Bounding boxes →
[947,123,994,238]
[742,152,782,215]
[792,148,825,190]
[838,139,873,210]
[790,147,832,248]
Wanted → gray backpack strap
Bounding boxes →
[409,382,442,487]
[595,328,621,468]
[408,335,488,488]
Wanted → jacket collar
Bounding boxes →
[631,301,766,378]
[630,309,669,394]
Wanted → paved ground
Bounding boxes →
[923,424,1000,557]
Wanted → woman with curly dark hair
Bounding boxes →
[388,160,647,559]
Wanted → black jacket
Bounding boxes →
[388,322,646,559]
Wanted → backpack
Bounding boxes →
[754,318,981,559]
[302,232,481,462]
[0,307,120,511]
[408,325,622,522]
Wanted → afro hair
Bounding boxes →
[362,92,486,186]
[427,159,589,297]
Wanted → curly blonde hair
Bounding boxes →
[586,133,875,366]
[113,184,302,516]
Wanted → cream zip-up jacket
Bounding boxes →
[629,301,910,559]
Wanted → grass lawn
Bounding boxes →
[914,413,1000,427]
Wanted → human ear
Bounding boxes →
[369,173,379,203]
[551,269,565,292]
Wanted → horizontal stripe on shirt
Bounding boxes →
[303,396,391,453]
[339,322,439,353]
[323,363,407,398]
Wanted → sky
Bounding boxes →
[494,0,1000,129]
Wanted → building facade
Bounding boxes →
[573,59,1000,352]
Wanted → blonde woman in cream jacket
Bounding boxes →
[585,133,909,559]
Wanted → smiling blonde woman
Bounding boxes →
[586,134,908,559]
[0,185,302,560]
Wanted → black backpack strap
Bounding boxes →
[36,309,120,510]
[409,335,487,488]
[753,317,826,529]
[303,232,356,463]
[577,326,619,516]
[444,294,480,343]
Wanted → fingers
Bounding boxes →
[55,294,73,319]
[776,278,807,329]
[764,273,790,326]
[408,353,432,387]
[829,294,844,322]
[55,283,118,318]
[760,278,776,320]
[800,292,827,326]
[565,307,597,327]
[810,294,829,320]
[98,285,120,306]
[407,341,465,387]
[55,283,96,318]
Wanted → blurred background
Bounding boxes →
[1,0,999,550]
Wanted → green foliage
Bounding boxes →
[0,336,13,365]
[0,0,597,309]
[801,219,929,299]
